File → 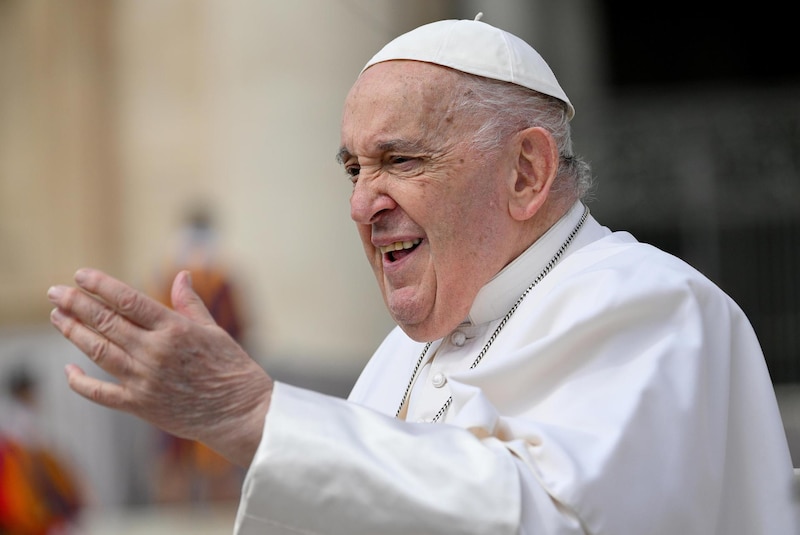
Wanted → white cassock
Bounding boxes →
[234,202,798,534]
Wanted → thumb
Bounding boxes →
[171,270,216,326]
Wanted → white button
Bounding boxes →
[431,372,446,388]
[452,331,467,346]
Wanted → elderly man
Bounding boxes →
[47,16,796,535]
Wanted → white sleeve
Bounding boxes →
[233,382,585,535]
[233,238,798,534]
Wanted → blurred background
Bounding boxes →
[0,0,797,532]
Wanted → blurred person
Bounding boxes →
[147,205,247,504]
[0,367,83,534]
[1,367,41,447]
[150,203,245,341]
[46,15,797,534]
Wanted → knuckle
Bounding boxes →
[117,290,141,316]
[59,286,80,311]
[92,307,117,335]
[116,354,133,378]
[89,383,105,403]
[167,320,192,340]
[88,336,111,365]
[58,313,75,338]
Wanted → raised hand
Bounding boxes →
[47,268,272,467]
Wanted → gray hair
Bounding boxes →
[450,70,593,202]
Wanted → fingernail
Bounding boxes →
[47,285,64,303]
[74,268,88,284]
[50,307,64,324]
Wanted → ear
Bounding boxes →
[507,127,559,222]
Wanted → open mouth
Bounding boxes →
[380,238,422,262]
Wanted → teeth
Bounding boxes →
[380,238,421,255]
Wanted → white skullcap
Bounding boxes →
[361,13,575,120]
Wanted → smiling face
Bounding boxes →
[338,61,522,341]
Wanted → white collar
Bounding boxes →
[466,201,588,326]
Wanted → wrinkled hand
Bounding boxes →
[47,268,273,467]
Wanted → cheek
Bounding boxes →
[439,188,503,244]
[433,195,507,279]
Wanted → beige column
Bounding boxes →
[0,0,119,324]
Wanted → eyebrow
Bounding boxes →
[335,147,350,165]
[336,138,428,165]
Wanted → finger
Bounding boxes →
[64,363,129,410]
[50,307,135,379]
[48,284,146,353]
[170,270,217,326]
[73,268,169,330]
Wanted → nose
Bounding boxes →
[350,175,397,224]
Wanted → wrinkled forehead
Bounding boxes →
[340,61,470,154]
[348,60,460,110]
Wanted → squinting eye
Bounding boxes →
[345,166,360,183]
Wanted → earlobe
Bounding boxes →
[508,127,559,221]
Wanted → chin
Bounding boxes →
[388,304,432,342]
[398,325,437,343]
[387,288,466,342]
[394,315,458,343]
